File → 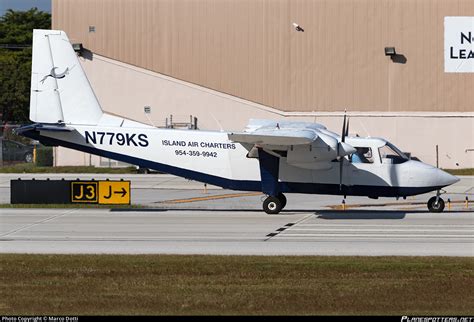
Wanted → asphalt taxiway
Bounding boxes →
[0,173,473,256]
[1,208,473,256]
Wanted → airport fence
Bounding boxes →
[0,123,52,167]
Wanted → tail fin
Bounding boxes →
[30,29,103,125]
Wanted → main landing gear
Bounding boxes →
[427,190,445,213]
[263,193,287,214]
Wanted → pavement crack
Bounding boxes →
[0,209,79,238]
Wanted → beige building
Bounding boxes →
[52,0,474,168]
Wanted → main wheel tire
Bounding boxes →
[427,196,445,213]
[24,153,33,163]
[277,193,287,209]
[263,196,283,215]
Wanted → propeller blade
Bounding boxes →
[339,110,348,190]
[337,110,347,158]
[339,157,343,190]
[341,112,347,143]
[345,117,350,137]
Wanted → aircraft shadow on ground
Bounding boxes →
[313,209,474,219]
[313,210,409,219]
[110,208,471,220]
[111,208,413,219]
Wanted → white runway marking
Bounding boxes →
[270,213,474,242]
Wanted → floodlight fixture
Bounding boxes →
[384,47,396,56]
[72,43,83,53]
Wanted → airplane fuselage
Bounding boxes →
[22,124,456,199]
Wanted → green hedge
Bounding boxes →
[35,147,53,166]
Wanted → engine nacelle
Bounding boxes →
[285,133,355,169]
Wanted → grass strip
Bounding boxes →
[0,254,472,315]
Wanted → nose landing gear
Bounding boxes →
[427,190,445,213]
[263,193,287,214]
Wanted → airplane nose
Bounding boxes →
[436,169,460,187]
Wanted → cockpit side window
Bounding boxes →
[350,147,374,164]
[378,143,408,164]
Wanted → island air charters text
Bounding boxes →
[162,139,236,158]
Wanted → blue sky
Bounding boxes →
[0,0,51,16]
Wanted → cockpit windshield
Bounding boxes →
[378,142,409,164]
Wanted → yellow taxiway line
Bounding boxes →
[159,192,262,204]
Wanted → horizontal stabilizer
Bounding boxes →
[15,123,75,135]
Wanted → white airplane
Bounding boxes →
[17,30,459,214]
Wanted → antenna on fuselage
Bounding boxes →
[209,111,224,132]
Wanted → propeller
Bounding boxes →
[338,111,350,191]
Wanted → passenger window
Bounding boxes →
[350,147,374,164]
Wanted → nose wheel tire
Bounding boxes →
[427,196,445,213]
[263,196,283,214]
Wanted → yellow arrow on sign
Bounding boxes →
[98,181,131,205]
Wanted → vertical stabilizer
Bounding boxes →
[30,29,103,125]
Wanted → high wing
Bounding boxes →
[228,129,317,146]
[228,119,356,170]
[228,119,326,146]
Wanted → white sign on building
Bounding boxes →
[444,16,474,73]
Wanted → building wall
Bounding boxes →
[51,0,474,169]
[52,0,474,112]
